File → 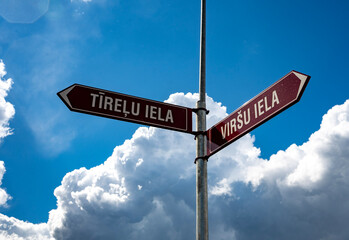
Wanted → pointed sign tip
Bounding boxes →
[291,71,310,99]
[57,85,75,109]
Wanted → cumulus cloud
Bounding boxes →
[1,93,349,240]
[46,95,349,240]
[0,59,14,207]
[0,214,51,240]
[0,162,11,206]
[208,100,349,240]
[0,60,15,140]
[46,93,201,240]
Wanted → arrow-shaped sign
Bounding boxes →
[58,84,193,133]
[207,70,310,157]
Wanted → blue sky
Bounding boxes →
[0,0,349,239]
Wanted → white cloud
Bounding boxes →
[1,93,349,240]
[0,161,11,206]
[208,99,349,240]
[0,60,15,141]
[242,99,349,192]
[0,214,51,240]
[0,59,14,207]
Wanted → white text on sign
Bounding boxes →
[90,92,174,123]
[220,90,280,139]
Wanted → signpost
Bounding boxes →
[196,0,208,239]
[207,70,310,157]
[58,84,193,134]
[57,3,310,240]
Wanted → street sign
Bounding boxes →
[207,70,310,157]
[58,84,193,133]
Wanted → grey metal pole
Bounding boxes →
[196,0,208,239]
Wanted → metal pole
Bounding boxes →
[196,0,208,239]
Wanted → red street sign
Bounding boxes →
[207,70,310,157]
[58,84,193,133]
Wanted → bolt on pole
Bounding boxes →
[195,0,208,239]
